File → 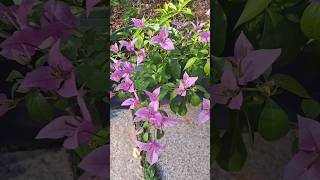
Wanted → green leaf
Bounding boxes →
[135,34,144,49]
[183,57,197,70]
[271,74,310,98]
[53,98,69,110]
[25,91,53,122]
[170,91,177,101]
[301,3,320,39]
[204,62,210,76]
[143,132,149,142]
[6,70,23,82]
[35,54,48,67]
[134,78,151,91]
[79,7,109,33]
[169,59,181,79]
[159,88,169,101]
[76,64,108,92]
[302,99,320,119]
[156,129,165,139]
[143,121,150,128]
[178,102,187,116]
[234,0,272,29]
[91,129,108,145]
[75,144,91,158]
[216,111,247,171]
[213,0,227,55]
[258,99,289,141]
[169,98,180,114]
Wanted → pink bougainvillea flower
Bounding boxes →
[150,26,175,50]
[172,21,188,30]
[199,32,210,43]
[0,93,10,117]
[20,39,78,97]
[110,61,134,82]
[116,75,135,93]
[212,31,281,110]
[232,32,281,85]
[119,38,137,52]
[0,0,78,62]
[36,0,78,49]
[0,28,41,63]
[0,0,36,29]
[134,105,163,124]
[174,72,198,96]
[79,145,109,179]
[41,0,78,30]
[86,0,100,17]
[212,61,242,110]
[131,18,145,28]
[191,21,205,32]
[136,140,164,165]
[110,43,119,53]
[198,98,210,123]
[144,87,160,111]
[136,48,146,65]
[36,92,95,149]
[121,91,140,109]
[283,115,320,180]
[158,115,178,128]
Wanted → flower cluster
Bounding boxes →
[0,0,108,179]
[111,2,210,166]
[212,32,281,110]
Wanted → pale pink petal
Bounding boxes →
[298,115,320,151]
[57,70,78,97]
[147,149,159,165]
[136,141,151,151]
[283,151,318,180]
[198,110,209,123]
[77,90,92,122]
[239,48,281,85]
[228,91,243,110]
[79,145,109,178]
[20,66,61,90]
[47,39,73,71]
[159,38,175,50]
[234,31,254,64]
[35,116,76,139]
[212,84,229,104]
[86,0,100,17]
[159,26,169,38]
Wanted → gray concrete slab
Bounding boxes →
[110,109,144,180]
[212,132,295,180]
[110,105,210,180]
[156,105,210,180]
[0,149,73,180]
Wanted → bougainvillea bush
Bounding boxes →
[111,0,210,179]
[213,0,320,178]
[0,0,108,179]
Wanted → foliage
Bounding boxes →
[111,0,210,179]
[213,0,320,176]
[0,0,108,179]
